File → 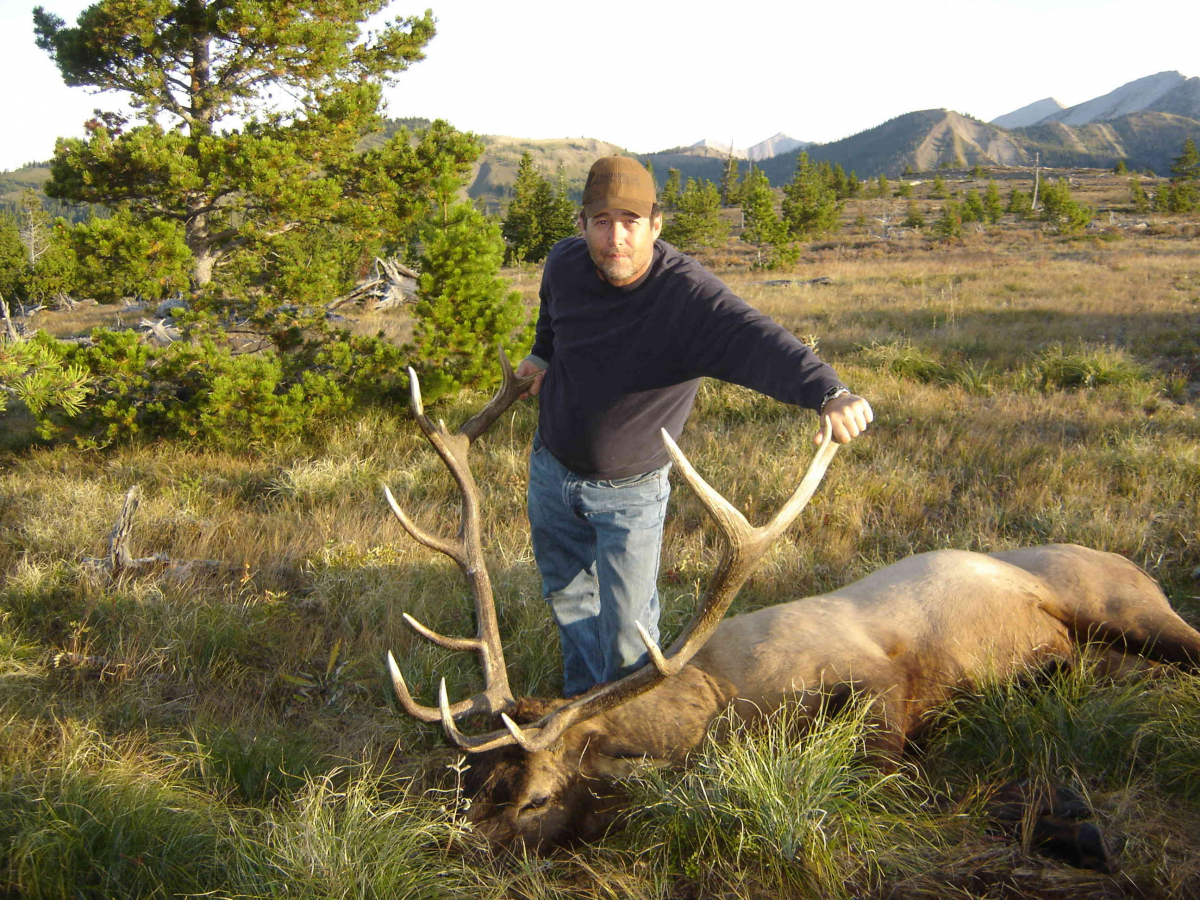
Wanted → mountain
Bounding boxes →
[747,133,808,161]
[757,110,1031,182]
[1044,71,1188,126]
[991,98,1064,129]
[688,139,746,159]
[1152,76,1200,121]
[1012,111,1200,173]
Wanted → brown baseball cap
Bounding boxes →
[582,156,657,219]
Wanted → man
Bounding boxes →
[516,156,872,697]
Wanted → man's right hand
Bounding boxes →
[516,357,546,399]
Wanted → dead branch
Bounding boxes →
[327,257,419,312]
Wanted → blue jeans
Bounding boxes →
[527,433,672,697]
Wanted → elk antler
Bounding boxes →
[431,418,840,754]
[383,348,536,724]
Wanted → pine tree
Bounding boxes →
[502,152,547,265]
[972,163,984,178]
[1006,189,1032,219]
[961,190,985,224]
[903,163,915,176]
[661,168,682,210]
[1171,137,1200,181]
[896,182,913,199]
[541,172,578,254]
[1039,180,1092,234]
[1128,178,1151,214]
[0,214,26,302]
[409,170,529,402]
[662,178,729,252]
[33,0,471,315]
[982,180,1004,224]
[781,153,842,237]
[930,175,948,199]
[0,334,91,419]
[739,166,795,270]
[932,201,963,239]
[902,201,925,229]
[720,154,742,206]
[846,170,861,198]
[876,173,890,198]
[1113,159,1128,175]
[831,164,849,199]
[1167,137,1199,212]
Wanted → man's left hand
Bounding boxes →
[818,394,873,444]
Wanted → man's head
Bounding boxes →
[579,157,662,286]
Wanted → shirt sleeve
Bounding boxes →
[529,266,556,364]
[678,278,845,411]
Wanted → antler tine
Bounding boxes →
[444,426,840,754]
[385,362,521,730]
[459,347,538,443]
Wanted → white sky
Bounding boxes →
[2,0,1198,172]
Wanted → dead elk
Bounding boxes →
[383,353,1200,851]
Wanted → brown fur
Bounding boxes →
[459,544,1200,851]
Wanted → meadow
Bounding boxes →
[1,168,1199,898]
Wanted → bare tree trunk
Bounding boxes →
[1031,152,1041,211]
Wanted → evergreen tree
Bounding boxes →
[876,173,890,198]
[781,153,842,237]
[1113,159,1128,175]
[972,163,984,178]
[69,210,192,304]
[1128,178,1151,214]
[896,182,913,199]
[1153,183,1173,213]
[739,166,795,270]
[502,151,548,265]
[831,164,849,199]
[982,179,1004,224]
[719,154,741,206]
[902,201,925,229]
[0,214,26,302]
[1039,179,1092,234]
[1171,137,1200,181]
[846,170,861,198]
[661,168,682,210]
[27,220,79,305]
[34,0,472,317]
[932,201,962,239]
[930,175,948,199]
[409,169,529,402]
[542,172,578,253]
[961,189,985,224]
[903,163,915,176]
[1006,189,1032,219]
[662,178,729,252]
[645,159,657,191]
[1167,136,1199,212]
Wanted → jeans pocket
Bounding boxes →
[606,470,658,488]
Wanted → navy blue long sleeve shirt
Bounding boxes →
[530,237,845,479]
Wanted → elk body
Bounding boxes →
[385,355,1200,850]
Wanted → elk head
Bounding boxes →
[383,351,838,850]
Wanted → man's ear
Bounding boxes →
[578,213,587,234]
[650,213,663,240]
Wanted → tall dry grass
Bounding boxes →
[1,177,1199,897]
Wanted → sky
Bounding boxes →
[2,0,1198,172]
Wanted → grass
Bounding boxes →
[1,168,1199,897]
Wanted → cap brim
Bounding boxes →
[583,196,655,219]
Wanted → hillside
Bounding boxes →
[756,110,1029,182]
[1014,110,1200,173]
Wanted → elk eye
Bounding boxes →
[521,795,550,813]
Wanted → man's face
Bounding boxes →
[581,207,662,286]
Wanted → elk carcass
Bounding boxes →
[383,354,1200,850]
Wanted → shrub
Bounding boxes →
[1034,342,1149,390]
[1039,180,1092,235]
